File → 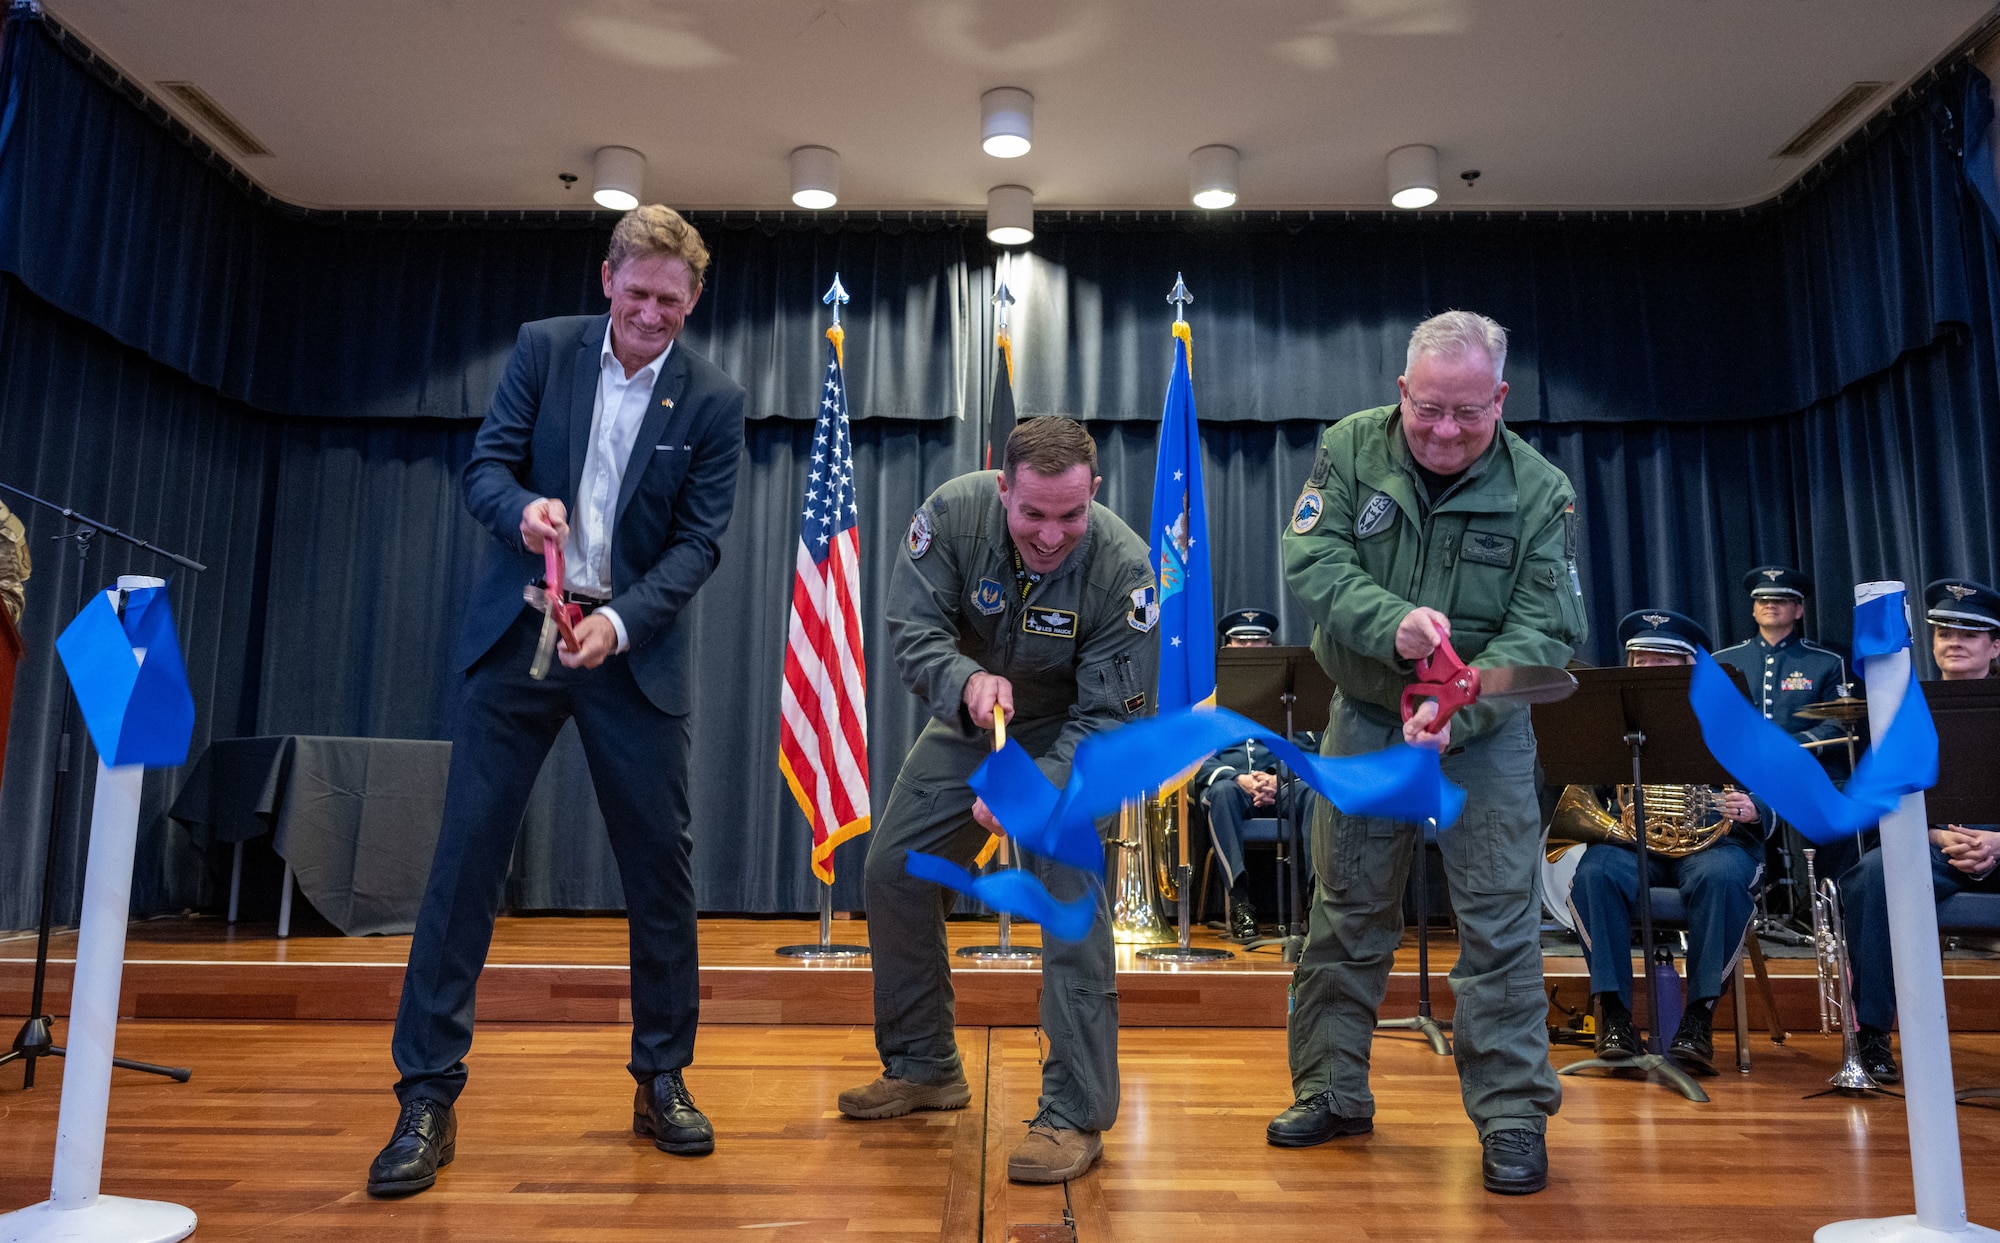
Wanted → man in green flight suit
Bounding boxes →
[1270,311,1588,1195]
[838,416,1159,1185]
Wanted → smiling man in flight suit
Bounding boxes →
[839,416,1158,1185]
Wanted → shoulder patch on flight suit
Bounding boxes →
[1291,488,1325,535]
[1128,585,1159,632]
[1023,607,1078,638]
[906,508,934,559]
[1306,441,1333,488]
[1461,531,1517,568]
[1354,490,1397,539]
[972,578,1006,615]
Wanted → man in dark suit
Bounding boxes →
[368,206,746,1197]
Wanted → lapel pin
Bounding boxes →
[661,398,675,408]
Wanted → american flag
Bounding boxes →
[779,326,871,883]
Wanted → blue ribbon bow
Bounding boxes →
[54,585,196,769]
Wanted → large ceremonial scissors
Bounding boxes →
[1400,634,1576,727]
[524,541,582,680]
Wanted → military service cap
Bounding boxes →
[1743,565,1812,600]
[1925,578,2000,633]
[1218,607,1279,643]
[1618,608,1712,656]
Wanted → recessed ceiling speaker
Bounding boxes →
[1387,144,1438,210]
[986,185,1034,246]
[593,146,646,211]
[981,87,1034,159]
[790,146,839,210]
[1190,145,1239,209]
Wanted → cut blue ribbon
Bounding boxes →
[903,851,1098,942]
[1689,648,1935,844]
[968,706,1467,877]
[54,584,196,769]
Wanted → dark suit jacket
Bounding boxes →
[457,313,746,715]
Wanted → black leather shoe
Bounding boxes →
[1858,1027,1902,1084]
[1595,1012,1641,1062]
[1266,1089,1373,1147]
[367,1098,456,1197]
[1480,1128,1548,1195]
[1230,900,1259,942]
[634,1069,715,1155]
[1668,1010,1716,1075]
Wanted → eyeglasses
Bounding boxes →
[1403,394,1498,426]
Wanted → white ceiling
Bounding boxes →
[39,0,2000,213]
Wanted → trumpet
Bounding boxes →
[1804,847,1882,1090]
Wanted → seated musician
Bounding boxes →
[1567,609,1767,1073]
[1198,608,1315,941]
[1838,577,2000,1084]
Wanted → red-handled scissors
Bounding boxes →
[1400,635,1577,728]
[525,541,583,680]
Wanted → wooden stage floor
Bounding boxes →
[5,1020,2000,1241]
[5,913,1999,1031]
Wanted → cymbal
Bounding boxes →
[1795,697,1868,722]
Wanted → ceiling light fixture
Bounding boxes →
[986,185,1034,246]
[592,145,646,211]
[1386,144,1438,210]
[981,87,1034,158]
[1189,145,1239,209]
[789,145,839,209]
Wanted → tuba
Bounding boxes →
[1546,784,1734,860]
[1110,795,1172,943]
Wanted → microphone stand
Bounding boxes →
[0,481,203,1087]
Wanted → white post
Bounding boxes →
[1817,581,1998,1243]
[1,582,196,1243]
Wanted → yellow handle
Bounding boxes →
[974,704,1007,867]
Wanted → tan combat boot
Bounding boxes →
[1006,1118,1103,1183]
[837,1074,972,1119]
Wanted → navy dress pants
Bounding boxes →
[392,608,698,1105]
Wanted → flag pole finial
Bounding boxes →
[823,274,850,327]
[992,278,1016,334]
[1167,272,1193,324]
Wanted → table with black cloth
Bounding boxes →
[169,735,451,936]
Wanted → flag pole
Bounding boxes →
[776,272,870,961]
[1140,273,1232,964]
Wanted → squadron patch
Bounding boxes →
[972,578,1006,616]
[1291,488,1325,535]
[1023,607,1079,639]
[1355,490,1397,539]
[906,507,934,559]
[1128,585,1159,633]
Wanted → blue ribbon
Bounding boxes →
[903,851,1099,942]
[918,705,1466,940]
[53,585,196,769]
[1851,591,1909,674]
[1688,647,1935,844]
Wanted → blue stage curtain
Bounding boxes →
[0,12,1987,427]
[3,7,2000,923]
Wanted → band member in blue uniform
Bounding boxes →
[1199,608,1316,940]
[1838,578,2000,1083]
[1567,610,1767,1073]
[1713,565,1854,892]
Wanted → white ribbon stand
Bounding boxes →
[2,576,195,1243]
[1816,581,1998,1243]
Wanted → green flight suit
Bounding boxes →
[865,470,1158,1132]
[1281,404,1587,1138]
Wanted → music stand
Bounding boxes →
[1915,680,2000,1105]
[1531,664,1749,1103]
[1214,647,1335,962]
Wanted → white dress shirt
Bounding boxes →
[558,325,672,653]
